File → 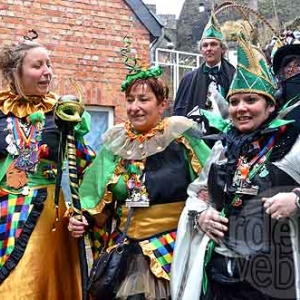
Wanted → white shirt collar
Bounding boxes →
[205,61,221,69]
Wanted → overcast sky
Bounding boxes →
[143,0,185,18]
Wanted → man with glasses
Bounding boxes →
[282,57,300,79]
[272,37,300,106]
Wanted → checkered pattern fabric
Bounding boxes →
[0,190,35,268]
[88,225,119,259]
[89,226,177,279]
[146,231,176,276]
[76,138,96,178]
[88,226,106,259]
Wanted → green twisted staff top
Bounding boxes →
[120,35,163,92]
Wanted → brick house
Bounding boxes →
[0,0,162,150]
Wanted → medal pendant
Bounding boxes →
[125,191,150,208]
[236,184,259,196]
[6,161,29,189]
[21,186,30,196]
[126,200,150,208]
[6,143,19,155]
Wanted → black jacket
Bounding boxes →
[173,58,236,116]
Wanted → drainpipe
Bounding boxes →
[150,27,165,65]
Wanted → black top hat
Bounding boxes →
[273,43,300,75]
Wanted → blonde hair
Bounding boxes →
[0,40,45,97]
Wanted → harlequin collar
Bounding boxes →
[103,116,196,160]
[0,89,58,118]
[124,119,165,143]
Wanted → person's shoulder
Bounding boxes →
[164,116,197,137]
[167,115,195,126]
[181,66,203,80]
[48,91,59,98]
[103,123,125,137]
[221,58,236,71]
[47,91,60,103]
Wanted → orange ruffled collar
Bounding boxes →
[0,89,58,118]
[124,119,165,143]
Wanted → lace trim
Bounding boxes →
[103,116,196,160]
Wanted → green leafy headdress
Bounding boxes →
[227,30,277,103]
[120,35,162,92]
[200,11,226,43]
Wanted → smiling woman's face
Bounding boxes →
[19,46,52,96]
[126,83,167,134]
[228,93,275,133]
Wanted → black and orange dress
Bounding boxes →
[80,116,210,300]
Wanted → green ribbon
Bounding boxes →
[120,66,162,92]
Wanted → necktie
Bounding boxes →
[203,65,219,74]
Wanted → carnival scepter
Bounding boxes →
[53,82,88,300]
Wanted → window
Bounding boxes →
[85,106,114,153]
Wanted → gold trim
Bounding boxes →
[125,119,165,143]
[87,158,122,226]
[227,88,276,103]
[238,63,276,87]
[119,202,185,240]
[102,116,195,160]
[0,184,55,195]
[177,136,202,175]
[139,239,170,280]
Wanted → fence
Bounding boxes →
[154,48,203,102]
[154,47,237,106]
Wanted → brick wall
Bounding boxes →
[0,0,151,123]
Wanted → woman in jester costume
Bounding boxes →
[69,39,211,299]
[171,30,300,300]
[0,31,95,299]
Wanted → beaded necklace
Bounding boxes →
[5,112,45,174]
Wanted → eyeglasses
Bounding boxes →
[284,63,300,73]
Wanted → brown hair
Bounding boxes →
[0,40,45,97]
[125,77,169,104]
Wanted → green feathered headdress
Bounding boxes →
[120,35,163,92]
[227,30,277,103]
[200,11,226,43]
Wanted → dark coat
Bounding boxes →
[173,58,236,116]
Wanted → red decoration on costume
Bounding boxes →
[38,144,49,158]
[232,198,242,207]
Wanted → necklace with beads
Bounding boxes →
[5,112,45,174]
